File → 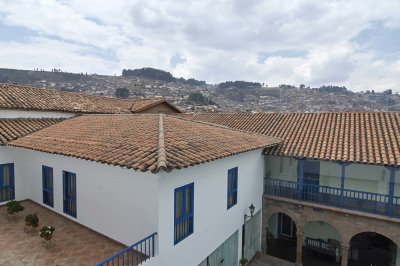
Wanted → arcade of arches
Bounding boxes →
[263,196,400,266]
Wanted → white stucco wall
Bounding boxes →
[156,149,264,266]
[0,147,29,201]
[0,109,76,118]
[265,156,297,182]
[0,146,159,246]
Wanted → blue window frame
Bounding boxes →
[227,167,238,209]
[174,183,194,245]
[42,166,54,207]
[0,163,15,202]
[63,171,77,218]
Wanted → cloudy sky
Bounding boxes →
[0,0,399,91]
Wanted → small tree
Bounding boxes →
[115,87,129,99]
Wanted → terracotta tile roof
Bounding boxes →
[180,112,400,167]
[0,83,180,114]
[0,118,64,145]
[9,114,281,173]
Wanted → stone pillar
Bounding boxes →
[296,232,303,266]
[341,244,349,266]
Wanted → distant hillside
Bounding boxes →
[218,81,262,89]
[122,67,206,87]
[0,68,90,85]
[122,68,175,82]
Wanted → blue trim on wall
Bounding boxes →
[227,167,238,209]
[42,165,54,207]
[0,163,15,202]
[297,159,304,200]
[338,162,351,207]
[387,167,398,216]
[63,171,77,218]
[174,182,194,245]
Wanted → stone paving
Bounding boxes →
[249,254,295,266]
[0,200,125,266]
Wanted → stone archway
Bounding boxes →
[348,232,398,266]
[265,212,298,263]
[302,220,342,266]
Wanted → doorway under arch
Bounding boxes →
[266,212,297,263]
[349,232,398,266]
[302,220,341,266]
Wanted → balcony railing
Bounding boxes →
[97,232,157,266]
[264,178,400,218]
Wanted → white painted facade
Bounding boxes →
[1,146,265,265]
[156,149,264,265]
[0,109,76,118]
[0,146,159,246]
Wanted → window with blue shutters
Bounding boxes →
[227,167,238,209]
[63,171,77,218]
[0,163,14,202]
[174,183,194,244]
[42,166,54,207]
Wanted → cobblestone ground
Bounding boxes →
[0,200,125,266]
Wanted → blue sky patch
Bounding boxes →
[353,20,400,54]
[0,22,38,42]
[170,53,186,68]
[257,50,308,64]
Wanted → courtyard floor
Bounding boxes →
[0,200,125,266]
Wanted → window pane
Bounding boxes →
[227,168,238,208]
[185,187,192,214]
[228,195,233,206]
[175,190,183,219]
[228,174,232,191]
[2,166,11,186]
[49,174,53,189]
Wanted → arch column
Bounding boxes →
[341,243,349,266]
[295,232,303,266]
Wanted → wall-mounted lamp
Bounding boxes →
[244,203,255,222]
[242,203,256,258]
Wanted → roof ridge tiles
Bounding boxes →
[155,114,168,173]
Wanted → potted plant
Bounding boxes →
[25,213,39,228]
[6,200,25,215]
[240,257,248,266]
[39,226,55,241]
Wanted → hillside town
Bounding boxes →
[0,68,399,113]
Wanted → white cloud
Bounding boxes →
[0,0,399,91]
[0,37,117,74]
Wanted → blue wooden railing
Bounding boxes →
[97,232,157,266]
[264,178,400,218]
